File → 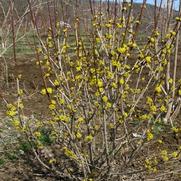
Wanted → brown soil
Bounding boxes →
[0,57,49,117]
[0,161,54,181]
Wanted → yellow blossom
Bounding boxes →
[155,85,162,94]
[160,105,167,112]
[175,17,181,22]
[95,91,100,97]
[18,89,23,96]
[149,37,155,43]
[47,87,53,94]
[78,117,84,123]
[168,78,173,84]
[6,110,17,117]
[96,37,101,43]
[158,139,163,144]
[54,80,60,86]
[145,56,152,64]
[117,44,128,54]
[51,100,56,105]
[76,132,82,139]
[119,78,125,85]
[85,134,93,142]
[41,89,46,95]
[107,71,114,79]
[7,104,16,111]
[178,89,181,96]
[34,131,41,138]
[172,127,179,133]
[140,114,150,121]
[111,82,117,89]
[150,105,157,112]
[12,119,20,128]
[106,102,112,109]
[147,130,154,141]
[63,147,77,160]
[146,97,153,106]
[49,158,56,164]
[108,123,114,129]
[49,104,56,110]
[97,79,103,87]
[171,31,176,36]
[102,95,108,103]
[160,150,169,161]
[59,98,65,105]
[171,151,178,158]
[58,114,69,123]
[179,145,181,150]
[99,87,104,93]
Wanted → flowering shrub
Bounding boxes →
[5,3,181,180]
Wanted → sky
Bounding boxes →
[135,0,179,10]
[101,0,180,10]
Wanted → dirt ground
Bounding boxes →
[0,57,49,117]
[0,161,57,181]
[0,57,51,180]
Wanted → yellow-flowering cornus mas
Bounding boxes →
[49,103,56,110]
[171,151,178,158]
[175,17,181,22]
[5,7,181,180]
[54,79,60,86]
[117,44,128,54]
[63,147,77,160]
[145,56,152,64]
[160,150,169,161]
[146,130,154,141]
[155,84,162,94]
[85,134,93,142]
[102,95,108,103]
[146,96,153,106]
[76,132,82,139]
[160,105,167,112]
[6,104,17,117]
[12,119,21,128]
[97,79,103,87]
[150,105,157,113]
[41,87,53,95]
[119,78,125,85]
[178,89,181,96]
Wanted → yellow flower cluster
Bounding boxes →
[145,158,157,173]
[63,147,78,160]
[6,104,17,117]
[117,44,128,54]
[160,150,169,161]
[146,130,154,141]
[41,87,53,95]
[85,134,93,142]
